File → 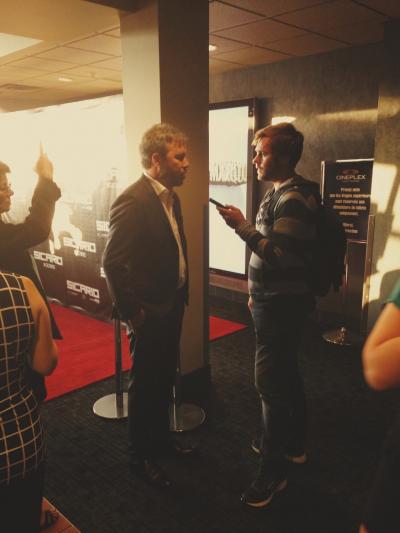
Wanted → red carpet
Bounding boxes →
[45,304,246,400]
[209,315,247,341]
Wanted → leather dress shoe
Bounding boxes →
[130,459,172,488]
[171,442,197,456]
[163,440,198,457]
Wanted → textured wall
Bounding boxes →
[210,43,382,182]
[210,43,383,326]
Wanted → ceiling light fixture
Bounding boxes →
[209,44,217,52]
[58,77,73,82]
[0,32,42,58]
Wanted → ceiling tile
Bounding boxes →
[209,1,264,32]
[90,56,123,71]
[322,19,384,45]
[8,56,75,72]
[209,57,243,74]
[0,1,120,42]
[208,35,249,54]
[223,0,329,17]
[79,79,121,92]
[214,18,307,46]
[356,0,400,18]
[276,0,387,32]
[214,46,291,65]
[104,27,121,37]
[36,47,111,64]
[0,65,51,79]
[67,34,121,56]
[63,64,122,82]
[269,33,348,55]
[33,72,90,85]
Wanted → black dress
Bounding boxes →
[0,271,45,532]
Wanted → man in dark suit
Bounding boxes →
[0,150,62,402]
[103,123,192,488]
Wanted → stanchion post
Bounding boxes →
[360,215,375,337]
[114,318,124,410]
[323,240,362,346]
[169,348,205,433]
[93,318,128,419]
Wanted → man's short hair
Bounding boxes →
[140,123,188,169]
[0,161,10,177]
[252,122,304,167]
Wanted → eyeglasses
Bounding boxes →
[0,182,12,192]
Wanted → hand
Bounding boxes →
[217,204,245,229]
[128,309,146,331]
[34,144,53,180]
[248,296,253,313]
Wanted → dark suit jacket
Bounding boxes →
[103,175,188,321]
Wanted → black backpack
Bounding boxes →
[267,178,346,297]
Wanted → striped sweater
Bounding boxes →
[235,175,320,296]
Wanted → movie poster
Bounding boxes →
[209,104,252,275]
[0,94,128,320]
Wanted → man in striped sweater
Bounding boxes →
[218,122,319,508]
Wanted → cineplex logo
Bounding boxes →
[33,251,63,269]
[63,237,96,257]
[66,280,100,303]
[336,170,367,182]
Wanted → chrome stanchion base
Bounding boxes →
[169,402,206,432]
[323,326,361,346]
[93,393,128,419]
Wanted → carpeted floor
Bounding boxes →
[41,296,400,533]
[46,304,245,400]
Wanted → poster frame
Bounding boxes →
[208,97,259,279]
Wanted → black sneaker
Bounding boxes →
[241,475,287,508]
[251,439,307,464]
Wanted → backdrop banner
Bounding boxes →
[0,94,128,320]
[321,159,373,242]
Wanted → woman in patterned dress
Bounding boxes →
[0,271,58,532]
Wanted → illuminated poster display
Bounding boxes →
[322,159,373,242]
[209,100,256,276]
[0,94,128,319]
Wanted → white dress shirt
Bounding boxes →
[144,172,187,289]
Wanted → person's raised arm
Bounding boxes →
[22,276,58,376]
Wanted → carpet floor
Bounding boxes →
[41,296,400,533]
[46,304,245,400]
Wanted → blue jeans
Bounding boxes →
[251,292,315,478]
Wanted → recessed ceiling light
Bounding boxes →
[209,44,217,52]
[0,32,42,58]
[58,77,73,82]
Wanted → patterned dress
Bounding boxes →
[0,271,45,486]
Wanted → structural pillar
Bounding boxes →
[119,0,209,379]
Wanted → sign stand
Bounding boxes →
[93,318,128,419]
[323,241,362,346]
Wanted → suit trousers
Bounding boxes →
[251,292,315,479]
[127,291,185,461]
